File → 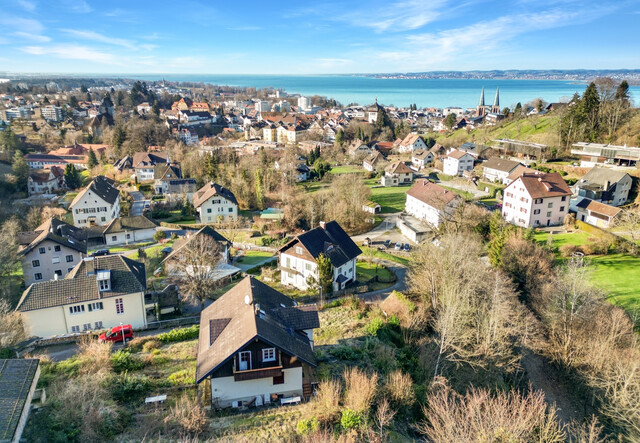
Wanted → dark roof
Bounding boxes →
[70,175,120,207]
[580,167,630,189]
[279,220,362,268]
[132,152,168,168]
[16,255,146,312]
[102,215,157,234]
[18,218,87,256]
[154,163,182,180]
[163,226,230,263]
[196,277,319,383]
[0,359,40,442]
[114,155,133,171]
[193,182,238,208]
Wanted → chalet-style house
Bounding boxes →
[443,149,475,176]
[279,221,361,292]
[103,215,158,246]
[347,139,371,157]
[153,163,197,202]
[27,166,65,195]
[382,161,414,187]
[575,198,621,229]
[69,176,121,227]
[363,151,384,172]
[574,167,632,207]
[132,152,169,181]
[196,276,319,408]
[481,157,522,184]
[405,179,460,228]
[0,358,41,443]
[193,182,238,223]
[502,172,572,228]
[18,218,87,286]
[398,133,427,153]
[411,150,434,169]
[16,255,147,338]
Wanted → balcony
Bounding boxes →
[233,366,283,382]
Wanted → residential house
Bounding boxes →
[196,276,319,408]
[363,151,384,172]
[137,102,152,114]
[482,157,522,184]
[575,167,632,206]
[278,221,361,292]
[102,215,158,246]
[504,164,536,186]
[502,172,572,228]
[398,133,427,153]
[405,179,461,228]
[24,143,107,170]
[179,128,199,146]
[18,218,87,286]
[193,182,238,223]
[0,359,41,443]
[27,166,65,195]
[382,161,414,187]
[16,255,148,338]
[69,175,121,228]
[575,198,621,229]
[411,150,434,169]
[347,139,371,157]
[132,151,169,181]
[153,163,197,201]
[443,149,475,176]
[367,100,383,123]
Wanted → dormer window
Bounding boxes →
[97,270,111,291]
[296,247,303,255]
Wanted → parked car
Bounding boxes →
[403,243,410,251]
[384,239,391,248]
[99,324,133,343]
[91,249,110,257]
[394,242,402,250]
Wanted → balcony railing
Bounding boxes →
[233,366,283,382]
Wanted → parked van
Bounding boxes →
[99,324,133,343]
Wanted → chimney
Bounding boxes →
[319,221,326,229]
[604,180,610,190]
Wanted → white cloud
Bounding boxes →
[17,0,36,12]
[340,0,448,32]
[0,16,44,34]
[14,31,50,42]
[66,0,92,13]
[60,29,135,49]
[20,44,122,65]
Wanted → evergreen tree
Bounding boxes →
[0,128,21,156]
[112,125,126,152]
[12,151,29,192]
[580,82,600,142]
[375,106,393,132]
[43,96,50,104]
[63,164,81,189]
[615,80,630,104]
[514,102,522,117]
[87,148,98,169]
[116,90,125,106]
[69,95,79,108]
[444,113,457,129]
[254,168,264,209]
[80,84,88,93]
[316,253,333,296]
[152,100,160,116]
[335,129,344,146]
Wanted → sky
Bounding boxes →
[0,0,639,74]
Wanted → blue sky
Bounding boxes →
[0,0,638,74]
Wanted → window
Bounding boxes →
[52,256,60,264]
[560,206,565,212]
[273,374,285,385]
[115,298,124,314]
[262,348,276,362]
[54,270,62,277]
[207,208,212,213]
[534,198,543,204]
[228,207,233,213]
[561,196,567,201]
[547,211,552,217]
[54,245,61,252]
[69,305,85,315]
[88,302,103,312]
[39,247,46,254]
[66,255,74,262]
[83,323,91,331]
[94,321,103,329]
[101,217,105,222]
[71,325,80,333]
[305,263,312,271]
[126,234,131,239]
[296,247,303,255]
[34,273,42,280]
[533,209,540,215]
[32,260,40,267]
[112,236,117,241]
[548,202,553,208]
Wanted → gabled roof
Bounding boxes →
[385,161,413,175]
[580,167,630,189]
[576,198,621,218]
[102,215,157,234]
[407,179,459,210]
[364,151,383,165]
[412,150,431,160]
[506,165,535,182]
[18,218,87,256]
[279,220,361,268]
[163,226,230,263]
[193,182,238,208]
[513,172,572,199]
[446,149,473,160]
[16,255,146,312]
[400,133,422,147]
[69,175,120,208]
[482,157,521,173]
[153,163,182,180]
[196,276,319,383]
[132,152,168,168]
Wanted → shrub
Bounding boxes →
[330,345,363,361]
[559,244,580,257]
[314,379,342,420]
[344,367,378,414]
[157,325,199,343]
[167,369,195,386]
[77,336,113,374]
[164,394,208,437]
[340,408,363,430]
[296,417,320,435]
[109,373,152,402]
[366,317,385,336]
[385,370,415,411]
[111,350,145,373]
[154,230,167,242]
[142,338,161,352]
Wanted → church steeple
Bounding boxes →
[477,87,486,117]
[491,87,500,114]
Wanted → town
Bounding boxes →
[1,73,639,442]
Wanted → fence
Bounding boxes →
[145,316,200,330]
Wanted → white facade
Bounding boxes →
[71,191,121,228]
[197,196,238,223]
[443,152,474,176]
[41,105,63,122]
[399,136,427,153]
[280,250,356,293]
[21,240,84,286]
[405,193,457,228]
[298,96,310,110]
[502,181,569,228]
[104,227,156,246]
[135,167,155,181]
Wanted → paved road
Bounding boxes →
[359,258,408,303]
[351,213,400,243]
[129,190,149,216]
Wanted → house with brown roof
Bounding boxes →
[16,255,147,338]
[411,150,434,169]
[27,166,65,195]
[363,151,384,172]
[504,164,536,185]
[132,151,169,181]
[398,133,427,153]
[382,161,414,187]
[405,180,461,228]
[502,172,572,228]
[196,276,319,408]
[347,139,371,157]
[102,215,158,246]
[575,198,621,229]
[443,149,475,176]
[193,182,238,223]
[481,157,522,184]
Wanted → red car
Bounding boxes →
[99,324,133,343]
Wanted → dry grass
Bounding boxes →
[164,394,209,438]
[76,335,113,374]
[384,370,414,411]
[343,367,378,415]
[314,379,342,421]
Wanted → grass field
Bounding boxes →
[534,230,595,254]
[328,165,365,175]
[439,185,474,201]
[360,246,409,266]
[589,254,640,314]
[369,185,408,213]
[235,250,274,266]
[356,261,395,291]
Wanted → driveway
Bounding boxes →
[351,213,400,244]
[129,190,149,216]
[358,258,408,303]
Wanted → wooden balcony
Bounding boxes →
[233,366,283,382]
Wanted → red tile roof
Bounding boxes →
[407,179,458,210]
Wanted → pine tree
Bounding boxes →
[112,125,126,152]
[254,168,264,209]
[63,164,81,189]
[12,151,29,192]
[335,129,344,146]
[87,148,98,169]
[444,113,457,129]
[316,253,333,296]
[580,82,600,142]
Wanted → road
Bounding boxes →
[351,213,400,244]
[129,190,149,216]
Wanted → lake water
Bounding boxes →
[125,74,640,109]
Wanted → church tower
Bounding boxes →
[491,87,500,114]
[477,87,486,117]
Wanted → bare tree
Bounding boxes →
[616,207,640,255]
[0,299,25,348]
[375,398,395,440]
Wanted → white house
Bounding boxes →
[574,167,632,207]
[132,152,169,181]
[481,157,522,184]
[179,128,199,146]
[196,276,319,409]
[443,149,475,176]
[382,161,414,187]
[411,150,434,169]
[102,215,158,246]
[398,133,427,153]
[16,255,148,338]
[363,151,384,172]
[193,182,238,223]
[278,221,361,293]
[27,166,65,195]
[405,179,461,228]
[18,218,87,286]
[502,172,572,228]
[69,176,121,228]
[575,198,621,229]
[347,139,371,157]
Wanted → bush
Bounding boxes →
[559,244,580,257]
[344,367,378,414]
[366,317,385,336]
[154,230,167,242]
[314,379,342,420]
[340,408,363,430]
[167,369,195,386]
[109,373,152,402]
[111,350,145,373]
[164,394,208,437]
[385,370,415,412]
[330,345,363,361]
[157,325,199,343]
[142,338,161,352]
[296,417,320,435]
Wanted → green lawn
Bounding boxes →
[439,185,474,201]
[360,246,409,266]
[589,254,640,314]
[534,231,595,254]
[235,251,274,266]
[369,186,408,213]
[329,165,365,175]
